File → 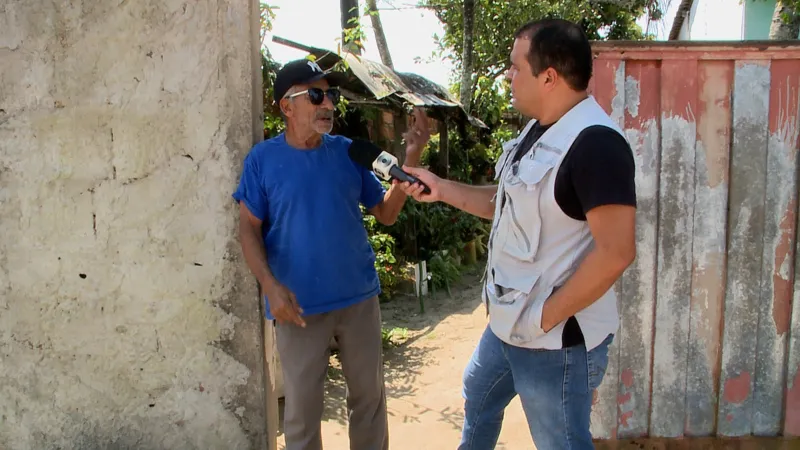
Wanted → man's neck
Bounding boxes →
[537,91,589,126]
[285,126,323,149]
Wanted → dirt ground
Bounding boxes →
[276,271,535,450]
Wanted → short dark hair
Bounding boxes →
[514,19,593,91]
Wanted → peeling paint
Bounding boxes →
[723,372,752,404]
[717,59,772,437]
[753,59,798,436]
[619,411,634,428]
[589,46,800,441]
[772,203,796,337]
[697,62,733,188]
[685,59,732,437]
[787,367,800,435]
[624,75,640,119]
[589,58,625,441]
[621,369,634,388]
[612,60,660,439]
[611,62,626,127]
[652,108,696,438]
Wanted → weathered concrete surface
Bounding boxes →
[0,1,267,449]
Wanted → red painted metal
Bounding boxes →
[587,42,800,440]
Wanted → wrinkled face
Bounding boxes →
[506,37,553,119]
[281,78,336,135]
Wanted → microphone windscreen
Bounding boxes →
[348,138,383,169]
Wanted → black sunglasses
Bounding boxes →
[285,87,341,105]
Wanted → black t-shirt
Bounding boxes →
[508,121,637,347]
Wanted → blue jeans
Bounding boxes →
[458,325,613,450]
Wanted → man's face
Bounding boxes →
[281,78,336,135]
[506,37,550,119]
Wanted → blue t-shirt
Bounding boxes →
[232,133,387,319]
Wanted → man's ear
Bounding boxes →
[279,98,292,117]
[543,67,558,89]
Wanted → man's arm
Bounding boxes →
[398,166,498,220]
[540,204,636,331]
[438,180,498,220]
[373,171,500,224]
[233,154,277,291]
[233,153,305,326]
[238,201,306,327]
[369,181,409,226]
[238,202,276,290]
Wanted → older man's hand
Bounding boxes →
[402,107,430,166]
[264,282,306,328]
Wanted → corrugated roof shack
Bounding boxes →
[586,40,800,448]
[272,36,485,173]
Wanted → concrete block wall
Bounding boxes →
[0,1,270,448]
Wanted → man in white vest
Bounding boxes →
[399,18,637,449]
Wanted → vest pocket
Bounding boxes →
[517,156,556,186]
[487,268,547,345]
[498,157,555,262]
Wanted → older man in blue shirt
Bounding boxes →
[233,58,429,450]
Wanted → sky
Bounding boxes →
[264,0,457,88]
[263,1,668,90]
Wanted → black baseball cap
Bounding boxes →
[273,58,344,104]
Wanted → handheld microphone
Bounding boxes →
[348,139,432,195]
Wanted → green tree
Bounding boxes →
[260,2,284,138]
[768,0,800,39]
[423,0,661,102]
[417,0,661,186]
[366,0,395,68]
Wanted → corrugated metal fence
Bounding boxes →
[585,42,800,442]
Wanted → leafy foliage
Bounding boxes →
[428,250,462,296]
[260,2,285,138]
[423,0,661,90]
[361,206,403,297]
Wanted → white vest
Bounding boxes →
[483,96,625,351]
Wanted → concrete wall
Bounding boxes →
[0,1,269,449]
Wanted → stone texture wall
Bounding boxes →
[0,1,268,448]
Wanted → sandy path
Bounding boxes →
[276,273,535,449]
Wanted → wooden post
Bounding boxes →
[263,317,280,448]
[438,118,449,177]
[395,110,408,165]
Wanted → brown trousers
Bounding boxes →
[275,296,389,450]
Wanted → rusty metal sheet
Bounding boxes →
[271,36,487,128]
[718,60,772,437]
[755,59,800,436]
[588,42,800,443]
[775,61,800,438]
[650,58,698,438]
[589,57,624,441]
[591,41,800,61]
[615,59,660,439]
[396,92,460,108]
[789,221,800,437]
[685,59,732,436]
[341,52,404,100]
